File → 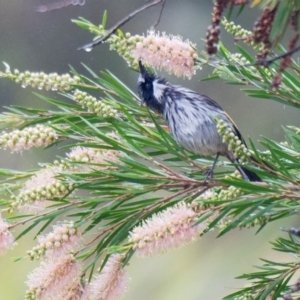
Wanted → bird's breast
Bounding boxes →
[164,99,228,156]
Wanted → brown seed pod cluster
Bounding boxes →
[206,0,248,55]
[253,5,278,65]
[246,5,300,89]
[219,2,299,89]
[271,9,299,89]
[271,38,299,89]
[206,0,233,55]
[278,34,298,73]
[208,1,299,83]
[290,9,299,32]
[253,6,277,47]
[206,24,221,55]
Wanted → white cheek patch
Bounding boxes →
[153,81,165,102]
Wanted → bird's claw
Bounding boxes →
[203,168,214,183]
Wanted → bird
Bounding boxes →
[137,60,261,182]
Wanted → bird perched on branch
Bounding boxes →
[137,60,261,182]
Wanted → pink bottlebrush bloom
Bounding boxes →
[26,254,81,299]
[24,167,62,190]
[132,31,199,79]
[17,166,71,213]
[67,146,120,171]
[67,146,119,164]
[54,276,85,300]
[129,202,209,257]
[28,222,82,260]
[0,216,15,254]
[85,254,130,300]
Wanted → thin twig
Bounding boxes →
[255,45,300,67]
[78,0,164,51]
[152,0,166,28]
[152,158,194,181]
[252,159,300,187]
[9,201,83,229]
[84,184,198,247]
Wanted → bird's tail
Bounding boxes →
[230,156,262,182]
[226,123,263,181]
[239,166,262,182]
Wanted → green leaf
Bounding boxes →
[220,178,274,192]
[236,44,255,63]
[201,74,220,81]
[71,18,93,30]
[102,10,108,28]
[15,221,41,241]
[270,1,292,43]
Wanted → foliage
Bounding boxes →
[0,1,300,299]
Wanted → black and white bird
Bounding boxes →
[137,60,261,182]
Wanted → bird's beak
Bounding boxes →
[139,60,146,78]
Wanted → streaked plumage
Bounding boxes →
[137,61,261,182]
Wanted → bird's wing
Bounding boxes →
[223,111,247,147]
[199,94,248,146]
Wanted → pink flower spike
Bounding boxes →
[54,276,85,300]
[129,202,211,257]
[28,222,82,260]
[86,254,130,300]
[26,254,81,299]
[0,216,15,254]
[131,31,199,79]
[67,146,120,170]
[16,166,72,213]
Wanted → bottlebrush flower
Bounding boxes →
[0,216,15,254]
[13,166,73,213]
[0,125,57,153]
[129,202,210,257]
[67,146,120,171]
[54,276,85,300]
[73,90,118,118]
[25,254,81,300]
[131,31,199,79]
[1,64,81,91]
[84,254,130,300]
[27,222,82,260]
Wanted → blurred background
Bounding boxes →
[0,0,299,299]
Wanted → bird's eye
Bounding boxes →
[145,82,151,89]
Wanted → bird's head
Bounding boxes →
[137,60,169,115]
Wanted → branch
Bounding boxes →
[152,0,166,28]
[78,0,164,51]
[255,45,300,67]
